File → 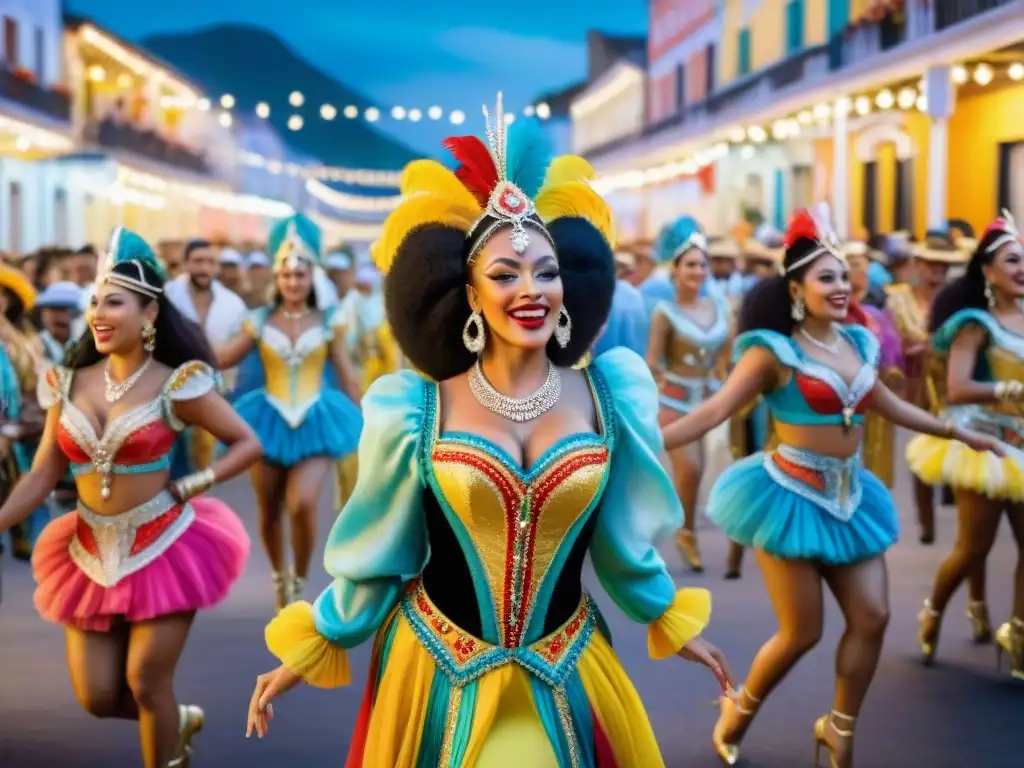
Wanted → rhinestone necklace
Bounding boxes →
[799,325,841,355]
[282,308,310,321]
[468,359,561,423]
[104,356,153,403]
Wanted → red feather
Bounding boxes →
[441,136,498,207]
[785,209,819,248]
[983,217,1010,240]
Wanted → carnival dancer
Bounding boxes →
[647,216,731,573]
[245,98,733,767]
[885,232,966,543]
[0,228,259,768]
[844,242,904,488]
[216,214,362,612]
[907,212,1024,677]
[660,207,999,767]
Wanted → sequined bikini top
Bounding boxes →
[652,294,730,370]
[733,326,880,428]
[38,361,217,498]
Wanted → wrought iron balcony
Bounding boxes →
[936,0,1016,30]
[0,68,71,122]
[88,119,210,174]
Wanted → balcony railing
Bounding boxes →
[936,0,1015,31]
[88,119,210,174]
[0,68,71,122]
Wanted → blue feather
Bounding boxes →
[505,118,551,199]
[656,216,705,263]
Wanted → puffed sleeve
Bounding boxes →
[162,361,218,430]
[36,365,70,410]
[587,348,711,660]
[265,370,429,687]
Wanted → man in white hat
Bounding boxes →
[35,281,82,365]
[217,246,245,295]
[244,250,273,309]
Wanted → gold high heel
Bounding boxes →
[712,686,760,765]
[676,529,704,572]
[288,566,305,604]
[995,617,1024,680]
[167,704,204,767]
[813,710,854,768]
[271,571,289,613]
[917,599,941,664]
[966,600,992,644]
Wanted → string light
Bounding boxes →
[1010,62,1024,81]
[535,103,551,119]
[854,96,871,116]
[256,102,270,119]
[365,107,380,122]
[408,108,422,122]
[218,112,232,128]
[320,104,337,120]
[428,106,443,120]
[391,106,407,120]
[220,94,235,109]
[973,63,994,86]
[289,91,304,107]
[897,87,917,109]
[916,94,928,112]
[450,110,466,125]
[343,105,359,119]
[87,64,105,82]
[287,115,303,131]
[116,73,132,88]
[951,65,968,84]
[875,89,895,109]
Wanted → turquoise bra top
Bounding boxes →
[732,325,880,427]
[933,308,1024,383]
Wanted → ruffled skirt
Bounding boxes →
[32,496,249,631]
[907,436,1024,502]
[234,389,362,466]
[707,445,898,564]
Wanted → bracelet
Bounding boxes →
[941,419,956,439]
[995,380,1024,402]
[174,468,216,501]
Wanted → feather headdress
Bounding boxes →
[269,214,322,271]
[784,203,843,274]
[97,227,165,299]
[374,92,613,275]
[655,216,707,264]
[984,209,1022,254]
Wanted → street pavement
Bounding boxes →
[0,436,1018,767]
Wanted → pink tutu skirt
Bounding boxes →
[32,496,250,632]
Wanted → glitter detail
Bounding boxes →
[763,444,862,522]
[553,686,581,768]
[439,685,462,768]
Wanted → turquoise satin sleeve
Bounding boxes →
[311,370,430,648]
[732,329,801,367]
[588,348,683,623]
[933,309,994,354]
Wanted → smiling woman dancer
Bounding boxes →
[908,212,1024,678]
[0,229,261,768]
[647,217,731,573]
[660,208,999,768]
[245,97,733,767]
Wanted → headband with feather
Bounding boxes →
[97,227,165,299]
[984,209,1022,255]
[784,203,843,274]
[656,216,707,264]
[374,92,613,274]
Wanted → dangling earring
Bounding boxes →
[554,306,572,348]
[142,322,156,354]
[462,311,485,354]
[984,280,996,310]
[791,298,806,322]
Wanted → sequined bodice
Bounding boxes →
[419,369,614,648]
[654,299,729,372]
[58,398,178,473]
[257,323,331,427]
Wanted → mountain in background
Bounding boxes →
[143,24,421,170]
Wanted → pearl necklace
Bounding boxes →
[468,360,561,423]
[799,325,841,355]
[104,356,153,403]
[282,308,309,321]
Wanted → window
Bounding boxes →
[34,26,44,82]
[894,160,913,233]
[738,27,751,76]
[705,43,717,94]
[675,63,686,110]
[54,188,68,247]
[786,1,805,55]
[792,166,813,210]
[8,182,22,255]
[3,17,18,68]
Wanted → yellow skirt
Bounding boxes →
[906,434,1024,502]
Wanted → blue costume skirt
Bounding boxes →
[707,444,898,564]
[234,389,362,467]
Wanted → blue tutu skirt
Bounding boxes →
[234,389,362,467]
[707,445,899,564]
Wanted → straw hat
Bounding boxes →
[914,233,970,264]
[0,264,37,311]
[707,237,740,259]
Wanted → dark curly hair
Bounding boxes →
[385,218,615,381]
[930,228,1012,332]
[738,232,833,336]
[66,260,215,370]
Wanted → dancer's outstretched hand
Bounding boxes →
[955,428,1005,457]
[678,637,736,694]
[246,664,301,739]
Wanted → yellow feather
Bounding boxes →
[535,181,614,246]
[539,156,595,194]
[400,160,481,214]
[375,194,477,274]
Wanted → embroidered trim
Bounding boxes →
[401,579,594,688]
[763,444,862,522]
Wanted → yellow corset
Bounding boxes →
[258,324,331,427]
[987,346,1024,416]
[424,372,613,647]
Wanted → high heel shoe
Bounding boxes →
[917,599,941,665]
[712,686,760,765]
[995,617,1024,680]
[271,571,290,613]
[813,710,854,768]
[675,530,704,573]
[167,704,204,767]
[724,542,744,580]
[966,600,992,644]
[288,566,305,603]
